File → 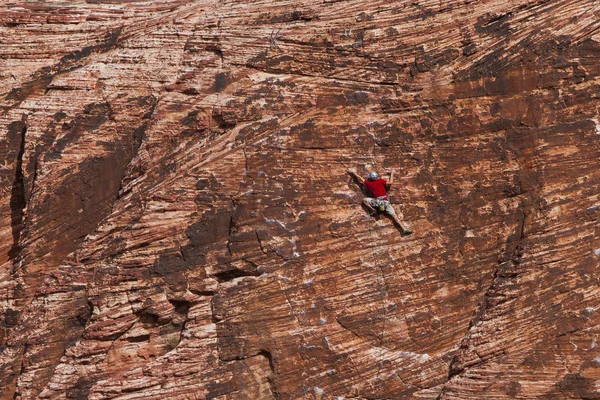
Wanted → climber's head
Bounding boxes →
[368,171,379,181]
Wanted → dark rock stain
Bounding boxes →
[213,268,262,282]
[414,48,459,73]
[5,75,53,105]
[555,373,599,399]
[215,72,228,92]
[255,10,316,24]
[26,153,127,265]
[56,27,122,74]
[3,28,122,113]
[291,120,318,143]
[475,13,511,35]
[65,376,94,400]
[212,107,237,129]
[45,103,112,160]
[7,121,27,260]
[132,96,157,154]
[463,43,478,56]
[18,96,156,274]
[4,308,19,327]
[153,208,233,290]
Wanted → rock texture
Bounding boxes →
[1,0,600,398]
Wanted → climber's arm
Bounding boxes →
[387,171,394,186]
[347,168,364,185]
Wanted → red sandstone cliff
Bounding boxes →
[1,1,600,398]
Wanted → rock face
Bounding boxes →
[1,0,600,398]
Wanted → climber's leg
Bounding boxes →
[385,203,412,234]
[362,198,377,216]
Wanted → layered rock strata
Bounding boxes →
[1,0,600,398]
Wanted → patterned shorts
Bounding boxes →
[364,197,396,215]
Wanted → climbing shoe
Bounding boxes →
[402,229,413,235]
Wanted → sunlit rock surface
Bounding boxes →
[1,1,600,398]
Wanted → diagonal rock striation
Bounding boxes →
[0,0,600,399]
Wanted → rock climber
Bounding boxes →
[347,168,413,235]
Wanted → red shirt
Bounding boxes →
[363,179,388,198]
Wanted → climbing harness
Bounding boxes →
[373,196,389,212]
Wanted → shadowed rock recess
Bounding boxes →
[1,1,599,399]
